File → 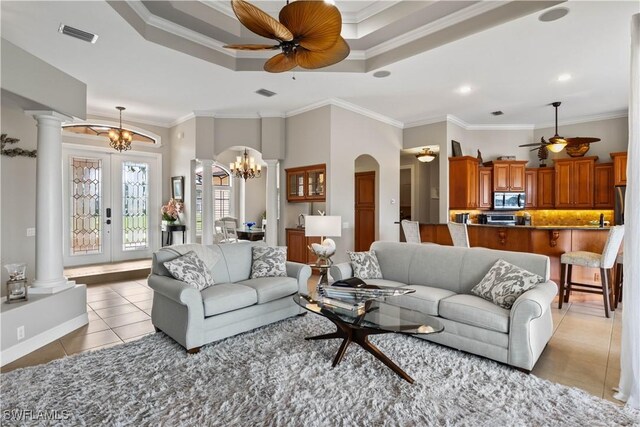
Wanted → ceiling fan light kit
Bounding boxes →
[416,149,437,163]
[224,0,350,73]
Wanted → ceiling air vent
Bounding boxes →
[255,89,276,97]
[491,111,504,116]
[58,24,99,44]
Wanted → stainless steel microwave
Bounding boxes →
[493,192,526,210]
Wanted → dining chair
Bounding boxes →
[558,225,624,318]
[401,220,421,243]
[447,222,470,248]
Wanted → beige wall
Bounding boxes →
[534,116,629,162]
[169,118,197,242]
[330,105,402,263]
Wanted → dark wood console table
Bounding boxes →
[162,224,186,246]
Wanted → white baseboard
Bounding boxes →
[1,313,88,367]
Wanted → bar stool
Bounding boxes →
[401,220,421,243]
[558,225,624,318]
[447,222,470,248]
[613,252,624,310]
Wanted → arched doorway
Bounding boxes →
[354,155,379,251]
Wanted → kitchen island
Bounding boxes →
[415,223,612,285]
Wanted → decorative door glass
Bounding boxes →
[122,161,149,250]
[70,157,102,255]
[289,172,304,198]
[307,170,325,198]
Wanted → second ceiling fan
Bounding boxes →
[223,0,350,73]
[519,102,601,154]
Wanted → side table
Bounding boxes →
[162,224,186,246]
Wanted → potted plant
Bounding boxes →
[161,198,183,230]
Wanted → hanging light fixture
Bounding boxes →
[108,106,133,152]
[416,148,437,162]
[230,149,262,180]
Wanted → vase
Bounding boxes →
[161,220,176,231]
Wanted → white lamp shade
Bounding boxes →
[305,215,342,237]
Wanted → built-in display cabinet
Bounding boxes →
[285,164,326,203]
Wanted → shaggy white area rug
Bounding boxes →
[1,314,638,426]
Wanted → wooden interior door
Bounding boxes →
[355,171,376,252]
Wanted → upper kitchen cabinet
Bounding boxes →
[524,168,538,208]
[285,164,326,202]
[537,167,555,208]
[610,152,627,186]
[486,160,528,192]
[449,156,479,209]
[554,157,597,208]
[594,163,615,208]
[478,167,493,209]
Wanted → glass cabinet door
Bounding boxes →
[288,172,305,200]
[306,169,325,200]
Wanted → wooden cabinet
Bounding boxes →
[285,228,321,265]
[537,167,555,208]
[449,157,479,209]
[594,163,615,208]
[478,167,493,209]
[524,168,537,208]
[488,161,527,191]
[285,164,326,202]
[554,157,596,208]
[611,152,627,186]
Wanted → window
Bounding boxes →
[195,163,232,235]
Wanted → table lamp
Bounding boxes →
[305,215,342,287]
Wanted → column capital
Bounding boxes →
[25,110,73,123]
[263,159,279,165]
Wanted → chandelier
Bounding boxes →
[230,149,261,180]
[108,106,133,152]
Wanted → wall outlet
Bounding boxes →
[17,326,25,341]
[26,227,36,237]
[342,222,349,229]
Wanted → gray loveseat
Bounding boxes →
[330,241,557,371]
[148,242,311,353]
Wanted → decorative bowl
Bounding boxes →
[246,222,256,230]
[565,143,591,157]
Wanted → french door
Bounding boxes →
[62,147,160,266]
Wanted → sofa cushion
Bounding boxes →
[250,246,287,278]
[471,259,543,309]
[361,279,407,288]
[390,285,456,316]
[201,283,257,317]
[439,294,510,333]
[163,251,215,291]
[348,250,383,279]
[238,276,298,304]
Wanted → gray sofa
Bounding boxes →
[148,242,311,352]
[330,241,557,371]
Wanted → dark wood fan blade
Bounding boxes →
[264,53,297,73]
[279,1,342,52]
[530,147,541,152]
[224,44,279,51]
[296,37,350,69]
[566,137,601,145]
[231,0,293,41]
[519,143,545,147]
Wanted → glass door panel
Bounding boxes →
[306,169,325,200]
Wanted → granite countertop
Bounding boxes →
[465,224,611,230]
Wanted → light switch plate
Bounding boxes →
[26,228,36,237]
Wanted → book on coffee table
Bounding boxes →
[321,278,415,301]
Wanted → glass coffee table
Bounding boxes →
[293,293,444,383]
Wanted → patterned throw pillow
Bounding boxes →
[250,246,287,278]
[163,251,215,291]
[347,250,383,280]
[471,259,543,309]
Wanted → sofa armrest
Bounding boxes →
[508,281,558,369]
[286,261,312,294]
[329,262,352,282]
[148,274,202,307]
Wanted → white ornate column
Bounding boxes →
[265,159,278,245]
[200,159,214,245]
[238,175,246,226]
[27,110,73,293]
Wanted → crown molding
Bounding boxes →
[286,98,403,129]
[365,1,505,59]
[214,113,261,119]
[86,108,174,128]
[404,116,448,129]
[534,110,628,129]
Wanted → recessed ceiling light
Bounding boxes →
[557,73,572,82]
[373,70,391,78]
[458,85,472,95]
[538,7,569,23]
[58,23,98,43]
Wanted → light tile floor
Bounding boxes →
[1,278,625,406]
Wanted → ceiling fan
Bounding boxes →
[223,0,350,73]
[519,102,600,154]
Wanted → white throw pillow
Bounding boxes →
[250,246,287,278]
[163,251,215,291]
[347,250,383,280]
[471,259,543,309]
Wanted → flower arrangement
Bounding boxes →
[161,198,183,222]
